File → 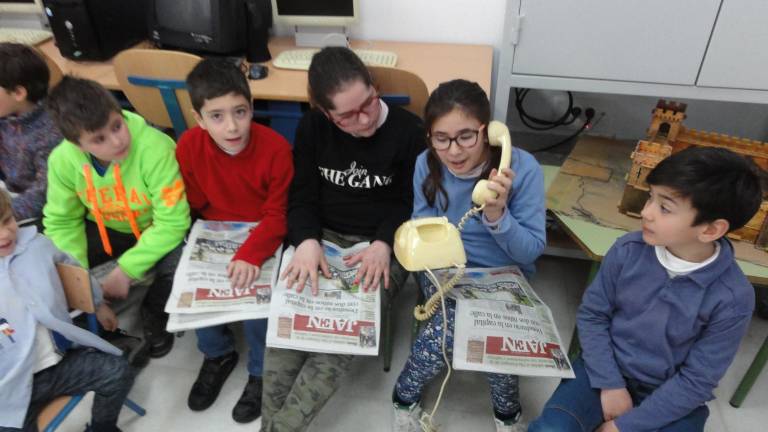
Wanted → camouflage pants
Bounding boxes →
[260,229,409,432]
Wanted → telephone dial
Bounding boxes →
[394,120,513,321]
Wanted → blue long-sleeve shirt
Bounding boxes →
[411,147,546,275]
[578,231,754,432]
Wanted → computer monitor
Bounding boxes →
[272,0,359,47]
[149,0,247,55]
[150,0,272,61]
[0,0,44,14]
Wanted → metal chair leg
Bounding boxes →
[124,397,146,416]
[382,299,393,372]
[730,333,768,407]
[568,261,600,361]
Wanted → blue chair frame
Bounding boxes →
[41,305,145,431]
[126,76,189,139]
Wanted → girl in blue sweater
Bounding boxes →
[391,80,546,432]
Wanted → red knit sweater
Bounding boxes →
[176,123,293,266]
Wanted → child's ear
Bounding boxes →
[10,85,28,102]
[698,218,730,242]
[191,110,205,129]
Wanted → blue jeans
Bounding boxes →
[195,319,267,376]
[528,358,709,432]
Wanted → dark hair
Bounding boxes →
[646,146,763,231]
[46,76,122,144]
[422,79,497,210]
[307,46,373,111]
[0,43,50,104]
[0,188,11,221]
[186,58,251,113]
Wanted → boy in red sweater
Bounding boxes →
[175,58,293,423]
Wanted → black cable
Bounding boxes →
[531,108,596,153]
[514,88,581,131]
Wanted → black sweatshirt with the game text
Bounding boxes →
[287,105,424,247]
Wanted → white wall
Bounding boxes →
[274,0,507,46]
[273,0,508,99]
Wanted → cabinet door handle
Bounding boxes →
[510,13,525,46]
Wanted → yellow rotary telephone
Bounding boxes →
[394,120,512,321]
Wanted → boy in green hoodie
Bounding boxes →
[43,76,190,358]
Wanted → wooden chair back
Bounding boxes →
[368,66,429,119]
[113,49,202,133]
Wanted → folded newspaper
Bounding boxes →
[165,220,281,332]
[438,266,575,378]
[266,240,380,356]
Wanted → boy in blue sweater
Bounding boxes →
[529,147,762,432]
[391,79,546,432]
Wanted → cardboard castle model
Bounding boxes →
[619,99,768,248]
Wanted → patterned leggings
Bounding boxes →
[394,272,521,417]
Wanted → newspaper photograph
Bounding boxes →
[447,266,574,378]
[266,240,380,356]
[164,220,281,330]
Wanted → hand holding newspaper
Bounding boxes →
[448,266,575,378]
[164,220,281,331]
[266,240,381,356]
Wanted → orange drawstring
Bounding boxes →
[83,164,112,256]
[113,164,142,241]
[82,162,142,257]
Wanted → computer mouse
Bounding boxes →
[249,64,268,80]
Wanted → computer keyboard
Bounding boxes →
[0,28,53,46]
[273,48,398,70]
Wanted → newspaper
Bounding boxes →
[446,266,574,378]
[164,220,281,332]
[266,240,380,356]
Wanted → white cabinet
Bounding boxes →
[698,0,768,90]
[494,0,768,121]
[510,1,719,85]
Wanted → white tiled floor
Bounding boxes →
[55,256,768,431]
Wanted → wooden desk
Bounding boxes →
[38,37,493,98]
[546,136,768,285]
[38,37,492,142]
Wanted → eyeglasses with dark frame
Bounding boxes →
[429,128,482,151]
[329,92,380,126]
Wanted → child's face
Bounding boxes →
[325,80,381,138]
[430,108,488,175]
[77,111,131,164]
[641,185,709,250]
[194,92,252,154]
[0,212,18,257]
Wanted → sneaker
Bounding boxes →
[101,328,149,368]
[494,414,527,432]
[187,351,239,411]
[392,401,422,432]
[232,375,263,423]
[141,310,174,358]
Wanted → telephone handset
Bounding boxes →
[471,120,513,206]
[394,121,513,321]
